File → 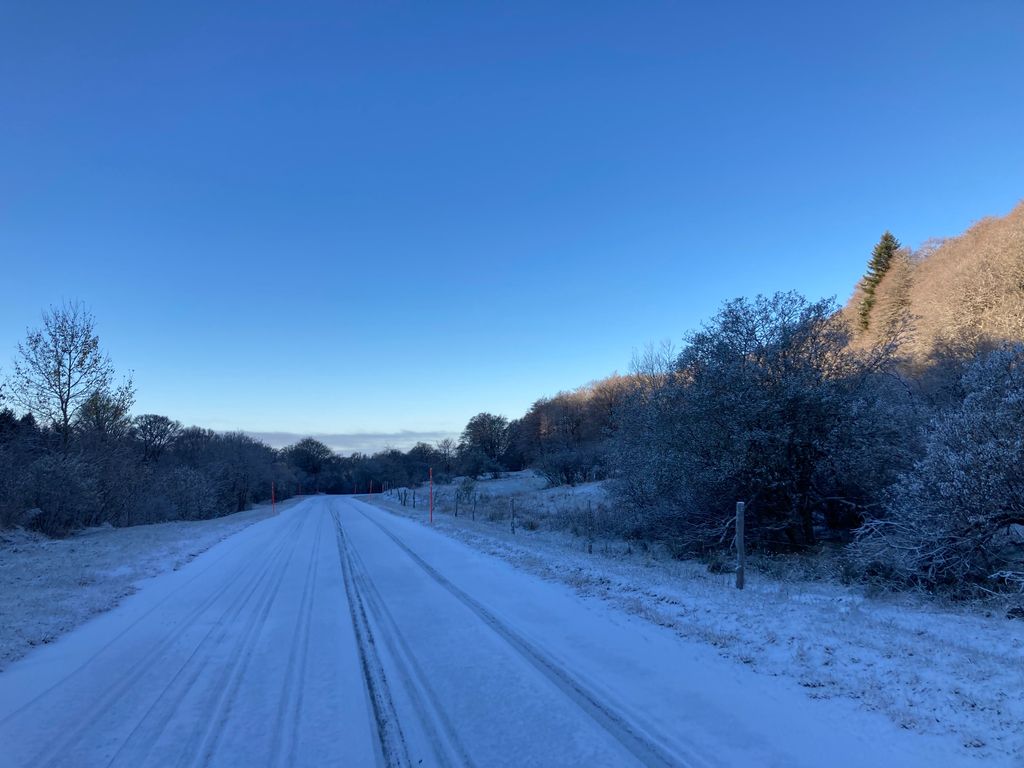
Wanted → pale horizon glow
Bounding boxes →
[244,430,459,456]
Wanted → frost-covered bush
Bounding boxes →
[128,466,220,523]
[20,455,98,536]
[456,447,500,480]
[0,446,15,527]
[854,345,1024,594]
[535,446,608,487]
[554,500,629,540]
[611,293,912,552]
[456,477,477,502]
[162,467,220,520]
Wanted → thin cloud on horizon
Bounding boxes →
[245,430,458,456]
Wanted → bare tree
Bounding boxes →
[133,414,182,462]
[11,303,117,451]
[459,413,510,464]
[284,437,335,492]
[629,339,676,385]
[78,385,136,443]
[436,437,457,475]
[903,204,1024,359]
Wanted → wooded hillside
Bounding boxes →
[847,201,1024,363]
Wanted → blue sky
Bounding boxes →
[2,1,1022,452]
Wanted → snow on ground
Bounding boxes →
[1,495,989,767]
[370,471,1024,764]
[342,497,978,767]
[0,498,375,767]
[2,478,1021,764]
[0,498,300,670]
[0,493,1016,766]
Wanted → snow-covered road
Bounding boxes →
[0,498,984,767]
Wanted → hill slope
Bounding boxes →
[847,201,1024,360]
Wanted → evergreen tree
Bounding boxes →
[858,231,901,330]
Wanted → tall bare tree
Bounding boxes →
[12,302,116,451]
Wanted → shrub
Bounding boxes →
[853,345,1024,595]
[22,455,98,536]
[535,446,608,487]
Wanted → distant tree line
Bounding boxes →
[0,304,294,535]
[0,303,599,535]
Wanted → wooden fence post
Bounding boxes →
[736,501,746,590]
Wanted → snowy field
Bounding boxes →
[371,471,1024,764]
[0,498,299,670]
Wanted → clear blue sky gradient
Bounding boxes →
[2,1,1022,446]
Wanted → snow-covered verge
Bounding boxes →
[0,498,300,670]
[368,471,1024,764]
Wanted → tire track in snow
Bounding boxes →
[28,511,310,768]
[338,504,476,768]
[330,507,413,768]
[269,509,323,768]
[0,508,304,733]
[99,511,311,768]
[350,502,708,768]
[185,511,315,768]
